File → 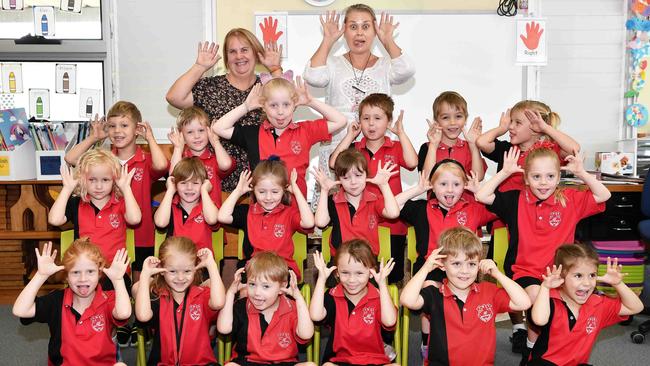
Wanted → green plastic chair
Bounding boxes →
[401,226,419,366]
[60,228,136,264]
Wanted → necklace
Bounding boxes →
[347,52,372,113]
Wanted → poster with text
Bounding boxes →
[60,0,81,13]
[29,89,50,119]
[33,6,55,37]
[2,0,24,10]
[79,88,101,118]
[55,64,77,94]
[516,19,547,65]
[255,12,288,58]
[1,63,23,94]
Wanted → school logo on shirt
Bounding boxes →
[549,211,562,227]
[368,214,377,229]
[109,214,120,229]
[476,304,494,322]
[132,167,144,182]
[290,140,302,155]
[205,166,214,180]
[274,223,286,238]
[277,332,292,348]
[194,215,204,224]
[90,314,105,332]
[456,211,468,226]
[585,315,597,334]
[362,306,375,325]
[189,304,202,321]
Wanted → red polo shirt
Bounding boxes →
[421,280,512,366]
[530,289,626,365]
[488,188,605,280]
[230,295,309,364]
[168,197,214,251]
[231,202,304,277]
[326,189,385,255]
[113,146,167,247]
[418,139,487,176]
[230,118,331,195]
[182,147,235,206]
[323,284,395,365]
[354,136,412,235]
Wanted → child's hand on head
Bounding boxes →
[464,170,480,193]
[347,121,362,140]
[319,10,344,43]
[207,126,220,146]
[294,76,313,107]
[165,176,176,193]
[258,41,282,71]
[116,164,135,191]
[196,248,217,270]
[426,119,443,146]
[90,114,108,141]
[498,109,511,133]
[463,117,483,144]
[136,121,155,141]
[141,256,166,277]
[312,167,340,193]
[201,179,213,194]
[313,250,336,279]
[502,147,524,176]
[561,151,586,175]
[102,248,130,281]
[287,168,298,194]
[236,170,253,195]
[167,127,185,149]
[374,12,400,47]
[597,257,625,286]
[524,109,549,134]
[423,247,446,272]
[228,268,247,295]
[281,270,301,299]
[195,41,221,71]
[370,257,395,285]
[478,259,498,276]
[388,110,406,137]
[244,83,263,112]
[415,170,433,194]
[367,160,398,186]
[60,164,78,191]
[541,265,564,289]
[36,242,64,277]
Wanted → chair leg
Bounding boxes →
[301,285,313,362]
[401,308,410,366]
[136,328,146,366]
[313,326,321,366]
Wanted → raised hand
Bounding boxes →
[195,41,221,71]
[478,259,498,276]
[597,257,625,286]
[259,16,284,44]
[464,170,480,193]
[287,168,299,194]
[136,121,155,141]
[561,151,585,175]
[201,179,213,194]
[370,257,395,285]
[312,167,340,193]
[90,114,108,141]
[498,109,511,133]
[258,41,283,71]
[116,164,135,191]
[524,109,548,134]
[319,11,344,43]
[141,256,167,277]
[294,76,313,106]
[426,119,443,146]
[195,248,216,270]
[463,117,483,144]
[520,21,544,50]
[235,170,253,195]
[423,247,446,272]
[35,242,64,277]
[375,12,400,47]
[366,160,398,186]
[228,268,247,295]
[165,176,177,194]
[167,127,185,149]
[60,164,78,191]
[313,250,336,279]
[102,248,130,281]
[502,147,524,176]
[541,265,564,289]
[244,83,263,112]
[388,110,405,136]
[281,270,301,298]
[347,121,362,140]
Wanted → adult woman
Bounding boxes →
[166,28,282,191]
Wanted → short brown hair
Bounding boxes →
[223,28,265,71]
[251,158,291,206]
[554,243,599,278]
[151,237,202,295]
[62,238,106,274]
[107,101,141,124]
[439,226,483,260]
[172,157,207,183]
[334,239,377,270]
[75,148,122,201]
[176,106,209,130]
[344,3,377,23]
[359,93,394,121]
[433,91,468,121]
[333,148,367,178]
[245,251,289,284]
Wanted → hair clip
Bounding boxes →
[259,70,294,85]
[429,158,465,180]
[267,155,281,162]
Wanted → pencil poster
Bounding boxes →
[1,63,23,94]
[55,64,77,94]
[79,88,101,118]
[60,0,81,13]
[33,6,56,37]
[29,89,50,119]
[2,0,24,10]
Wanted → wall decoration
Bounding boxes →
[33,6,56,37]
[516,19,547,65]
[60,0,81,13]
[29,89,50,119]
[1,63,23,94]
[79,88,101,118]
[2,0,24,10]
[255,13,288,58]
[55,64,77,94]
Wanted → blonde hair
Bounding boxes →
[245,251,289,284]
[334,239,377,270]
[250,158,291,206]
[75,149,122,202]
[107,101,142,125]
[223,28,265,70]
[524,147,566,207]
[151,237,201,295]
[438,227,484,260]
[333,148,368,179]
[176,106,209,130]
[344,3,377,23]
[511,100,561,130]
[430,160,467,186]
[260,78,298,105]
[554,243,599,278]
[172,157,207,184]
[62,238,106,275]
[433,91,468,121]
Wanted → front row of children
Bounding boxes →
[13,226,643,365]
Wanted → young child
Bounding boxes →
[400,227,531,365]
[218,158,314,278]
[218,251,315,366]
[418,91,486,181]
[328,93,417,283]
[49,149,141,265]
[65,101,168,281]
[13,240,131,365]
[168,106,234,206]
[212,76,347,196]
[314,148,400,258]
[529,243,643,365]
[311,239,398,366]
[135,237,226,365]
[475,147,611,360]
[154,157,219,251]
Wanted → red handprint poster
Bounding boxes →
[516,19,547,65]
[255,12,288,58]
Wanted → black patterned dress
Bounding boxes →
[192,74,262,191]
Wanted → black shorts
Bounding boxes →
[132,246,155,272]
[515,276,541,288]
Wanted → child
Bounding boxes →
[13,240,131,365]
[154,157,219,251]
[212,76,347,196]
[475,147,611,360]
[418,91,486,181]
[399,227,531,365]
[328,93,417,283]
[218,158,314,278]
[65,101,168,281]
[311,239,398,366]
[168,106,235,206]
[218,251,315,366]
[49,149,141,265]
[529,243,643,365]
[314,148,400,257]
[135,237,226,365]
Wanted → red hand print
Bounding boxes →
[520,21,544,50]
[259,16,284,44]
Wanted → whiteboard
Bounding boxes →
[281,12,525,189]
